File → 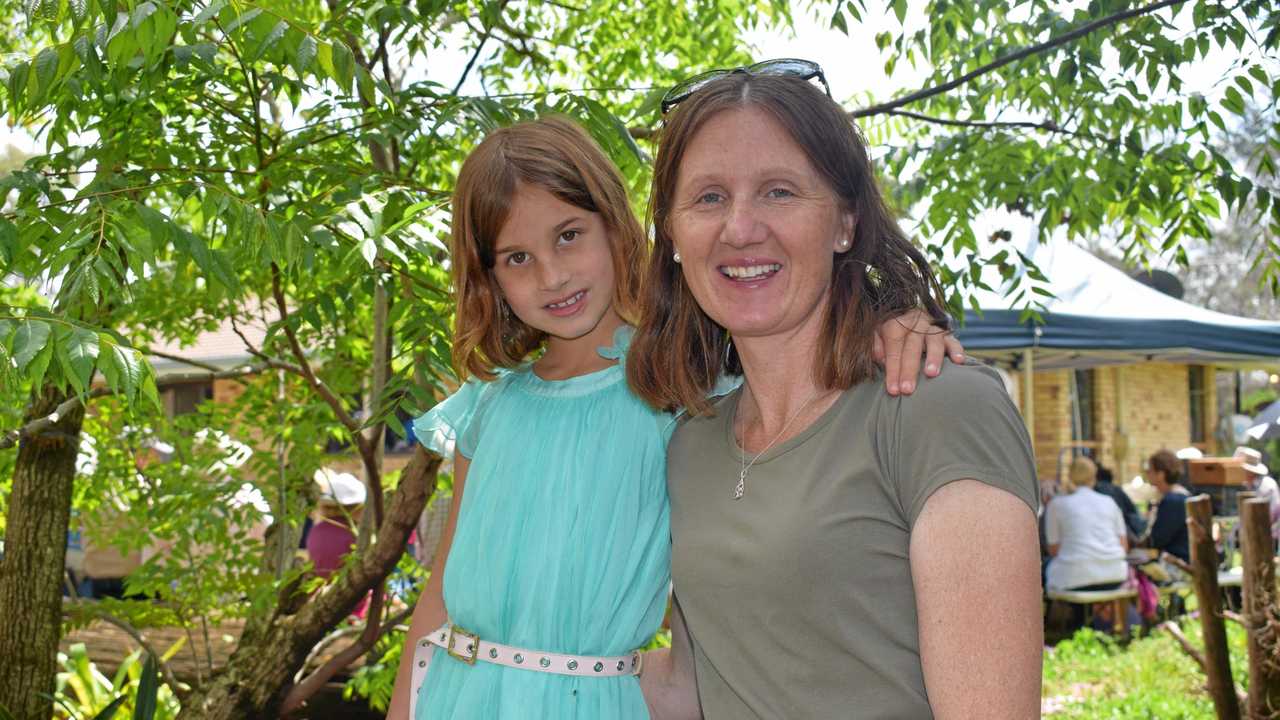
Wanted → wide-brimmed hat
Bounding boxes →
[313,468,367,506]
[1233,446,1269,476]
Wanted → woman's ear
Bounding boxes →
[834,211,857,254]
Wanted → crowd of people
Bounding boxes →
[1041,443,1279,632]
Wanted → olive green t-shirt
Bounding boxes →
[667,363,1039,720]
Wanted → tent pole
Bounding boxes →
[1022,348,1035,441]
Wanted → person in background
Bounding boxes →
[1044,457,1129,593]
[306,468,366,579]
[1235,446,1280,541]
[1095,464,1145,543]
[1143,449,1191,567]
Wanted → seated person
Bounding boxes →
[1143,449,1191,565]
[1045,457,1129,592]
[1095,464,1146,542]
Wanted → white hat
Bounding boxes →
[313,468,367,506]
[1233,446,1269,476]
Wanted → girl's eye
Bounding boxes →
[557,230,579,244]
[766,187,795,199]
[507,251,530,266]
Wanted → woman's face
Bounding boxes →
[1145,464,1169,492]
[668,107,853,343]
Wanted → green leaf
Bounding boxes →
[355,64,375,105]
[221,6,262,33]
[0,217,16,266]
[330,41,354,93]
[56,325,99,395]
[192,0,225,26]
[316,40,334,80]
[68,0,88,23]
[132,653,158,720]
[12,320,51,371]
[26,336,55,390]
[294,34,317,76]
[90,695,128,720]
[248,19,288,63]
[34,47,59,93]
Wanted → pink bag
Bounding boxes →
[1132,566,1159,620]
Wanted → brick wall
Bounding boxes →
[1007,362,1217,484]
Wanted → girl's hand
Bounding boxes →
[873,310,965,395]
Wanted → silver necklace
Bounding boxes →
[733,386,830,499]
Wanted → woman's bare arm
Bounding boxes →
[640,594,703,720]
[385,455,471,720]
[911,479,1042,719]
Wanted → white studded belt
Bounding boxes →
[418,622,643,678]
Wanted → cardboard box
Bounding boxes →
[1188,458,1249,487]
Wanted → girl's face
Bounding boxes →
[491,182,618,344]
[668,106,853,345]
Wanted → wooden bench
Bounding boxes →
[1046,568,1244,633]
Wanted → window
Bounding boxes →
[1189,366,1208,444]
[1069,369,1096,443]
[163,381,213,418]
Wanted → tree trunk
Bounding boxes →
[176,447,440,720]
[1240,497,1280,719]
[0,385,84,720]
[1187,494,1243,720]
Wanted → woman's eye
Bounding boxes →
[766,187,795,199]
[557,230,579,244]
[507,251,530,266]
[695,191,723,205]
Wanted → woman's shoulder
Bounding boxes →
[880,360,1016,425]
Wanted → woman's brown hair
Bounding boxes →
[1148,449,1182,485]
[450,116,648,380]
[627,73,949,414]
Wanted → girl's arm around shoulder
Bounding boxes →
[911,479,1043,719]
[384,454,471,720]
[640,595,703,720]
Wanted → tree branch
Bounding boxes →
[269,264,370,453]
[281,586,386,714]
[851,0,1190,118]
[883,109,1116,144]
[0,363,266,451]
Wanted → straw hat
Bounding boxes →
[1233,446,1269,476]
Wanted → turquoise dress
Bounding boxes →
[411,326,671,719]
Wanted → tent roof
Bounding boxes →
[952,235,1280,369]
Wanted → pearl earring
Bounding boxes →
[673,250,682,263]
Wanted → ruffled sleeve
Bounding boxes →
[412,377,496,459]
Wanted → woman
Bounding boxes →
[1143,449,1191,565]
[629,64,1042,718]
[1044,456,1128,592]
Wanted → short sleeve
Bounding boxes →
[888,362,1040,527]
[411,377,497,459]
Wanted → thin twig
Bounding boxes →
[269,264,368,448]
[851,0,1189,118]
[63,600,188,699]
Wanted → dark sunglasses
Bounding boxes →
[660,58,831,115]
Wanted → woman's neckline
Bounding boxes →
[721,384,850,466]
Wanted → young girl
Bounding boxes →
[385,116,961,719]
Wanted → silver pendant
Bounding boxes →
[734,469,746,499]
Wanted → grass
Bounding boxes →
[1042,619,1249,718]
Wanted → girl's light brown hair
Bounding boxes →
[450,116,647,380]
[627,73,949,415]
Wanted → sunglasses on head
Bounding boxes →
[660,58,831,115]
